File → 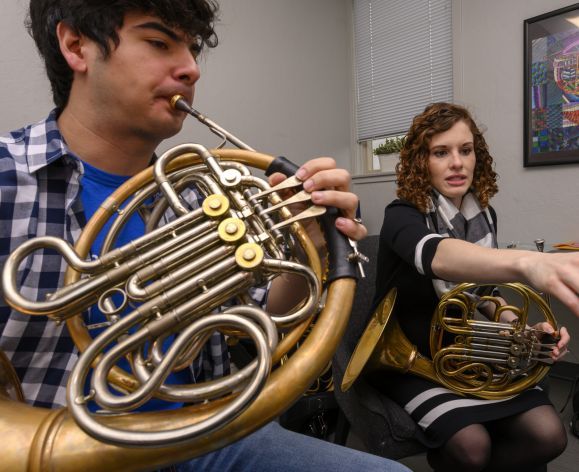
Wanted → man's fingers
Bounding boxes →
[296,157,337,181]
[310,190,359,217]
[336,217,368,241]
[301,168,351,193]
[267,159,365,241]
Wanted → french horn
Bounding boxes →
[0,95,363,471]
[342,282,559,399]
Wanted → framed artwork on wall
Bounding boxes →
[524,3,579,167]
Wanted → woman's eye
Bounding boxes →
[461,147,473,155]
[433,150,447,157]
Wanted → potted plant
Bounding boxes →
[373,135,406,172]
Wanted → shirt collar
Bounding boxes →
[26,108,79,174]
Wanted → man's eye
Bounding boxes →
[191,39,202,52]
[190,43,202,58]
[148,39,168,50]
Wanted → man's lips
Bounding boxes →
[156,90,193,108]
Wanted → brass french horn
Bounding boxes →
[0,96,362,471]
[342,282,558,399]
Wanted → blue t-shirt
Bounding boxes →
[80,160,191,412]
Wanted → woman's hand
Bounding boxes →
[268,157,368,241]
[522,252,579,318]
[531,321,570,362]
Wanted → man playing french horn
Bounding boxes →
[0,1,414,472]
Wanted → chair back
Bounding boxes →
[332,235,426,459]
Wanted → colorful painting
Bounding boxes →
[525,4,579,166]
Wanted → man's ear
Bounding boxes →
[56,21,89,73]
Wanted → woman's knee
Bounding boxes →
[519,406,568,461]
[533,416,568,459]
[439,425,492,471]
[452,440,491,471]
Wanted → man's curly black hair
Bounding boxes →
[27,0,219,108]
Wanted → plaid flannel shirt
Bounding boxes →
[0,110,240,408]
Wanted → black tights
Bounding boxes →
[426,405,567,472]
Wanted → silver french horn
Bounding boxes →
[0,95,362,471]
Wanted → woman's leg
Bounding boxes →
[427,423,492,472]
[483,404,567,472]
[174,421,411,472]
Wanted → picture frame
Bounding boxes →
[524,3,579,167]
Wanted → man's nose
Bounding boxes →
[175,49,201,86]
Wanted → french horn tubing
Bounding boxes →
[0,95,361,471]
[342,282,558,399]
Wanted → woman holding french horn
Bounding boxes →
[368,102,576,471]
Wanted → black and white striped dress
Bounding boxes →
[370,199,552,447]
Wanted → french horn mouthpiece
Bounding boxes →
[170,94,189,111]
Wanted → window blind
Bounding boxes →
[354,0,453,141]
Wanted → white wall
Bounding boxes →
[454,0,579,349]
[355,0,579,243]
[455,0,579,247]
[169,0,355,166]
[3,1,577,245]
[0,1,54,129]
[0,0,354,170]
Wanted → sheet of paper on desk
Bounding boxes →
[552,241,579,250]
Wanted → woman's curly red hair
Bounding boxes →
[396,102,498,213]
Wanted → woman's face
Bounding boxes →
[427,120,476,208]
